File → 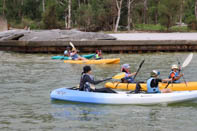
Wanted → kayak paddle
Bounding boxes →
[177,53,193,86]
[133,59,145,80]
[70,42,76,51]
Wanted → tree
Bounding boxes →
[3,0,6,16]
[158,0,181,30]
[127,0,135,31]
[143,0,148,24]
[75,4,94,31]
[42,0,45,12]
[68,0,71,29]
[114,0,123,32]
[195,0,197,20]
[42,1,59,29]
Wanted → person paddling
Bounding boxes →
[169,64,184,83]
[70,48,87,60]
[64,46,71,57]
[94,49,102,60]
[147,70,172,93]
[79,65,116,93]
[121,64,137,83]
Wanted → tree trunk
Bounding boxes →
[195,0,197,20]
[3,0,6,16]
[154,0,159,25]
[179,0,183,26]
[78,0,81,7]
[114,0,123,32]
[68,0,71,29]
[42,0,45,12]
[127,0,134,31]
[143,0,148,24]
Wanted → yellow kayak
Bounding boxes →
[105,82,197,91]
[64,58,120,64]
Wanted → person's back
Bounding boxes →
[147,70,172,93]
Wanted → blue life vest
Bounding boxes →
[169,71,180,83]
[71,54,79,60]
[147,77,160,93]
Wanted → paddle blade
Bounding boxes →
[182,53,193,68]
[112,72,125,79]
[69,42,76,51]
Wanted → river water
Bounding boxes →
[0,51,197,131]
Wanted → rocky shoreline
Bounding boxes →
[0,29,116,41]
[0,29,197,53]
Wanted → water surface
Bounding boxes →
[0,51,197,131]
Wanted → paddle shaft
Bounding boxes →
[133,60,145,80]
[177,58,187,86]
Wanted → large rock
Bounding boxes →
[0,29,116,41]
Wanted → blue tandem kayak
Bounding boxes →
[51,54,95,60]
[50,87,197,105]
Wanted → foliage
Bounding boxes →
[135,24,165,31]
[0,0,197,31]
[42,1,59,29]
[158,0,181,30]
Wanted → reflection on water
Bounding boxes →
[0,51,197,131]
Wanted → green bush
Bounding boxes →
[135,24,166,31]
[170,26,189,32]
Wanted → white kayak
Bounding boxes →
[50,87,197,105]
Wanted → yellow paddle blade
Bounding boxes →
[112,72,126,79]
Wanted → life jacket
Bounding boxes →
[71,53,78,60]
[169,71,180,83]
[80,73,95,91]
[147,77,160,93]
[122,72,135,83]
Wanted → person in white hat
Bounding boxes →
[147,70,172,93]
[64,46,71,57]
[121,64,137,83]
[169,64,184,83]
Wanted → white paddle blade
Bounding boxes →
[69,42,76,51]
[182,53,193,68]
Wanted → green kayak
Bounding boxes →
[51,54,95,60]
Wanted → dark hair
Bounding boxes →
[82,65,91,74]
[121,68,128,73]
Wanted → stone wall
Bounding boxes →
[0,16,8,32]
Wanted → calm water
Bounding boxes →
[0,51,197,131]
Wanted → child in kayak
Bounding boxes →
[79,65,117,93]
[169,64,184,83]
[94,49,102,60]
[147,70,172,93]
[121,64,137,83]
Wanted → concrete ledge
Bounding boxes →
[0,40,197,53]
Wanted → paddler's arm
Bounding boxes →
[84,75,106,85]
[162,78,172,83]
